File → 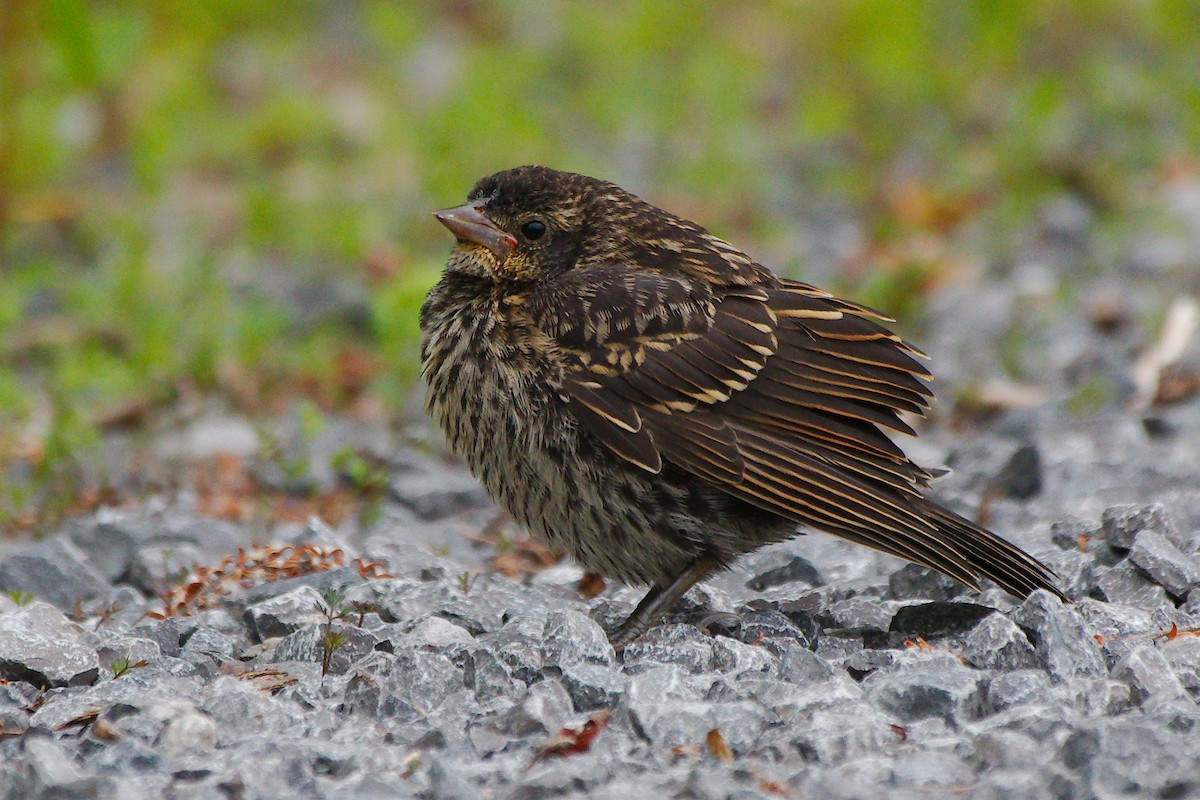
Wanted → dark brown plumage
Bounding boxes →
[420,165,1064,650]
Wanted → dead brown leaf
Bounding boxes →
[334,346,378,396]
[54,708,101,731]
[527,709,611,770]
[90,716,122,741]
[953,379,1047,428]
[1155,367,1200,406]
[756,775,793,796]
[489,537,560,580]
[903,636,967,664]
[1090,291,1129,334]
[577,571,606,599]
[0,723,26,738]
[1132,297,1200,411]
[154,543,390,617]
[884,177,986,233]
[240,668,300,694]
[706,728,734,762]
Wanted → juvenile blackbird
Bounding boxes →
[421,165,1064,650]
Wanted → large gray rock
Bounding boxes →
[1159,635,1200,695]
[457,639,532,703]
[623,665,768,750]
[1087,718,1200,798]
[342,650,463,721]
[787,702,896,765]
[406,616,473,648]
[389,469,490,520]
[888,563,964,601]
[271,623,377,674]
[0,539,111,610]
[1112,645,1187,707]
[0,602,99,687]
[1096,562,1170,608]
[863,660,985,728]
[889,601,996,638]
[243,585,329,641]
[559,661,627,710]
[710,634,777,677]
[542,609,615,667]
[348,578,512,636]
[22,735,113,798]
[27,672,204,732]
[70,509,245,591]
[239,565,365,607]
[1101,503,1176,550]
[492,678,572,736]
[745,553,821,591]
[620,624,716,675]
[1128,530,1200,597]
[1012,591,1106,683]
[993,441,1043,499]
[961,613,1039,671]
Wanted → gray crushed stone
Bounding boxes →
[2,434,1197,799]
[3,191,1200,797]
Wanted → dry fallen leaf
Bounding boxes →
[0,723,25,738]
[1155,367,1200,405]
[1089,289,1129,333]
[334,346,378,395]
[489,537,560,580]
[755,774,793,796]
[960,379,1048,416]
[527,709,611,769]
[54,708,101,731]
[154,543,390,617]
[90,716,123,741]
[240,668,300,694]
[1132,296,1200,411]
[706,728,734,762]
[577,571,607,599]
[671,743,702,757]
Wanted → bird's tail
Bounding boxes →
[912,498,1067,601]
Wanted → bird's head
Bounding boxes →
[434,165,763,287]
[434,165,639,282]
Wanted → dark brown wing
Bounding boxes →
[531,264,1062,599]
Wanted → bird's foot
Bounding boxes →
[606,557,719,654]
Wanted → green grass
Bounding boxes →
[3,0,1200,527]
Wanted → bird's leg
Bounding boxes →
[610,557,718,653]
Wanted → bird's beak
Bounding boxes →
[433,203,518,261]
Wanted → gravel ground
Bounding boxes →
[3,190,1200,799]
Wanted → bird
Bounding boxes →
[420,165,1065,651]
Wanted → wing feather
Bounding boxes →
[565,379,662,473]
[530,261,1062,600]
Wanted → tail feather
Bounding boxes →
[911,498,1067,601]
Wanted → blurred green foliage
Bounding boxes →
[2,0,1200,523]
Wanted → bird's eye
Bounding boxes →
[521,220,547,241]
